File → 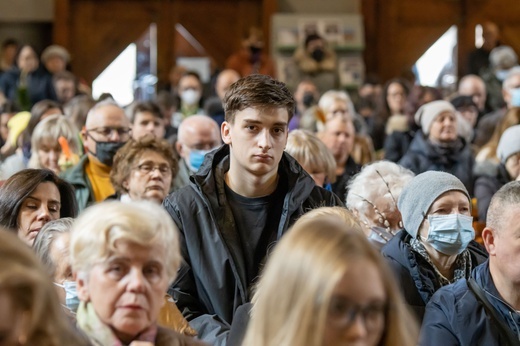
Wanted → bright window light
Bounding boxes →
[415,26,457,87]
[92,44,136,106]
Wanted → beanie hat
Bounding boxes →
[41,45,70,64]
[497,125,520,164]
[414,100,455,135]
[397,171,470,238]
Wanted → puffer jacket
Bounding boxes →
[163,145,343,345]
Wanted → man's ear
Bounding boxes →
[122,179,129,191]
[75,272,90,302]
[222,121,232,145]
[81,127,90,153]
[175,141,183,157]
[481,227,496,256]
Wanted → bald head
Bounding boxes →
[458,75,487,112]
[176,115,221,160]
[82,101,129,159]
[482,22,500,51]
[216,69,241,101]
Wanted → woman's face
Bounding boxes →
[17,182,61,246]
[37,139,62,174]
[428,111,458,143]
[386,83,406,115]
[77,239,169,343]
[323,258,387,346]
[123,150,172,204]
[17,46,38,73]
[417,191,471,241]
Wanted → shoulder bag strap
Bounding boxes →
[467,277,520,346]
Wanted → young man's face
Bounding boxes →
[222,107,289,177]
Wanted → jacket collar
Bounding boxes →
[474,261,520,337]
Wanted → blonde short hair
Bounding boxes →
[243,207,418,346]
[28,115,79,170]
[70,201,181,283]
[285,130,336,183]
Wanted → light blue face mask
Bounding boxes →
[421,213,475,256]
[510,88,520,107]
[55,280,80,313]
[188,149,210,172]
[496,69,510,82]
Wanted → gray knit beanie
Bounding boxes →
[497,125,520,164]
[414,100,456,135]
[397,171,470,238]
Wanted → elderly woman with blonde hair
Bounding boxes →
[28,114,79,173]
[71,201,204,346]
[240,206,418,346]
[0,229,90,345]
[346,160,415,249]
[285,129,336,189]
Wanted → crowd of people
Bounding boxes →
[0,21,519,346]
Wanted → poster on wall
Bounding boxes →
[338,55,364,87]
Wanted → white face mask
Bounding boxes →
[180,89,201,106]
[54,280,80,313]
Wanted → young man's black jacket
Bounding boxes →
[163,144,343,345]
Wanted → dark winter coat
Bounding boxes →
[399,132,475,195]
[0,66,56,108]
[163,145,343,345]
[420,261,520,345]
[383,130,415,163]
[381,231,488,322]
[474,163,511,222]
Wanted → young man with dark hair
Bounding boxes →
[163,74,342,344]
[129,100,165,139]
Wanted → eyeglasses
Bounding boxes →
[87,127,131,140]
[328,297,387,330]
[135,163,171,175]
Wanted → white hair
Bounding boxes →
[70,201,181,283]
[346,161,415,217]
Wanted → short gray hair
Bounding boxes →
[32,217,75,277]
[487,181,520,231]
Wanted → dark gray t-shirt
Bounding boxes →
[224,176,286,285]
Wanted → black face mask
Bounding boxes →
[302,92,315,107]
[249,45,262,55]
[311,48,325,62]
[93,141,126,166]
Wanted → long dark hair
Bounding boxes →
[0,169,77,231]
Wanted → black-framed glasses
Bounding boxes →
[135,163,171,175]
[328,297,387,329]
[86,127,131,140]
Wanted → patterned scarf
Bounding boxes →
[76,301,158,346]
[409,237,472,286]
